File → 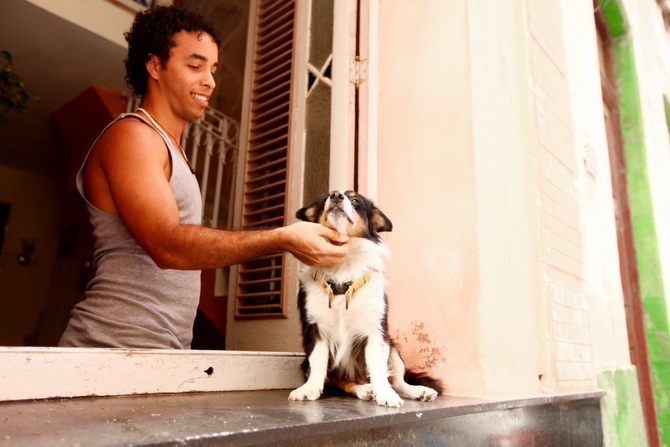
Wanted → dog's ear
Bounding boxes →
[296,194,327,222]
[295,205,316,222]
[371,208,393,232]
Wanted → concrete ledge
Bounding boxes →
[0,389,605,446]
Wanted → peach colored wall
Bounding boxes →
[376,0,631,397]
[376,0,484,394]
[525,1,597,393]
[561,2,631,373]
[377,0,543,397]
[470,1,546,397]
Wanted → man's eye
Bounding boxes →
[189,65,199,69]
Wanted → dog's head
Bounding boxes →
[296,190,392,241]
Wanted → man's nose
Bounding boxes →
[204,71,216,90]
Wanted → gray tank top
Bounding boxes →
[59,113,202,349]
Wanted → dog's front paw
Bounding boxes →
[373,387,404,408]
[289,383,323,401]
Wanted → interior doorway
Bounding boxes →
[0,0,249,348]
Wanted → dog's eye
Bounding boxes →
[351,198,360,206]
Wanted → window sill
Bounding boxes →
[0,347,304,402]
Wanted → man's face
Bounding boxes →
[158,30,219,122]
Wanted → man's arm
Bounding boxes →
[86,119,349,270]
[144,221,349,270]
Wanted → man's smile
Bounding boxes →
[191,92,209,104]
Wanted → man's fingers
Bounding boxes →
[283,221,350,266]
[319,226,349,244]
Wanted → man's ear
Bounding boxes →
[371,208,393,232]
[145,54,161,80]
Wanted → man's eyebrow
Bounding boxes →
[189,54,218,68]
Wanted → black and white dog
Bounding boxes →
[289,190,443,407]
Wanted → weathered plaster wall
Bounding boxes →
[525,0,598,393]
[376,0,483,395]
[376,0,635,399]
[468,0,544,397]
[561,0,631,368]
[377,0,544,397]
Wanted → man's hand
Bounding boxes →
[280,222,349,267]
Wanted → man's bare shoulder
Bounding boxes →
[96,116,159,148]
[92,116,169,164]
[89,115,170,182]
[84,116,171,212]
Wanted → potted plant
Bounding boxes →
[0,51,39,123]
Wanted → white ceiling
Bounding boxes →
[0,0,129,178]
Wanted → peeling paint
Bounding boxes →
[412,322,431,344]
[411,321,447,371]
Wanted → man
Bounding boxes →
[59,6,348,349]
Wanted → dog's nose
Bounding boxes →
[329,191,345,203]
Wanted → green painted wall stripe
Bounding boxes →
[598,366,649,446]
[603,1,670,445]
[602,1,629,37]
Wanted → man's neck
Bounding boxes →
[138,97,187,143]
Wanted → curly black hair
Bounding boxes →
[124,6,221,96]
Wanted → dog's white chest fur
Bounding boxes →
[299,238,389,367]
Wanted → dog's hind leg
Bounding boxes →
[327,378,375,401]
[388,348,439,402]
[289,340,329,401]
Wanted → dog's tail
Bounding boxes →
[404,370,445,394]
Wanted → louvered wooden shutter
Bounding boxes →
[235,0,295,318]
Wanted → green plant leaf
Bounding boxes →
[0,50,39,122]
